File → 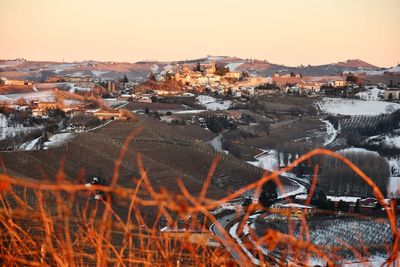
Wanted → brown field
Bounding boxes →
[125,102,188,111]
[242,117,326,151]
[0,115,263,204]
[0,84,35,94]
[359,74,400,86]
[253,95,318,116]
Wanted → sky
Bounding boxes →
[0,0,399,67]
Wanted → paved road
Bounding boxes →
[209,213,255,266]
[208,133,223,152]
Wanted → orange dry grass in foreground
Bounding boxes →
[0,130,398,266]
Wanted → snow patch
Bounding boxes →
[337,147,380,156]
[318,98,400,116]
[196,95,232,111]
[321,119,338,146]
[225,62,244,71]
[43,133,73,149]
[356,87,384,101]
[247,149,279,171]
[19,137,41,151]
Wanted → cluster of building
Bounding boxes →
[0,77,32,86]
[147,61,366,98]
[173,61,241,86]
[150,61,269,96]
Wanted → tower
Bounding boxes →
[174,66,181,81]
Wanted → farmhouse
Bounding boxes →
[224,71,241,80]
[297,82,321,93]
[272,203,316,217]
[87,108,126,120]
[255,84,280,96]
[384,89,400,100]
[37,101,58,110]
[46,76,64,83]
[62,75,92,83]
[32,108,48,118]
[205,61,217,75]
[329,79,348,88]
[0,77,7,85]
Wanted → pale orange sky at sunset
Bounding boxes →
[0,0,399,67]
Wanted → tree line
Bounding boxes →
[319,151,389,197]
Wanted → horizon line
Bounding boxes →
[1,55,398,69]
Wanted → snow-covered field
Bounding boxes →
[0,60,24,68]
[225,62,244,71]
[296,194,361,203]
[317,98,400,116]
[337,146,380,156]
[354,65,400,75]
[0,95,12,102]
[247,149,279,171]
[19,137,41,151]
[91,70,109,77]
[356,88,384,101]
[102,99,128,109]
[5,90,82,105]
[382,136,400,149]
[43,133,73,149]
[0,114,42,140]
[173,109,206,114]
[67,83,93,93]
[196,95,232,111]
[251,213,395,266]
[46,63,78,73]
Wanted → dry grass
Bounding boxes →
[0,129,398,266]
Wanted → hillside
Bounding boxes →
[335,59,378,69]
[0,117,265,201]
[135,79,185,93]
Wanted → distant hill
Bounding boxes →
[334,59,378,69]
[0,57,386,82]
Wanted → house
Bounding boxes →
[205,61,216,75]
[32,108,48,118]
[233,90,242,97]
[37,101,58,110]
[297,82,321,93]
[154,90,180,96]
[136,95,152,103]
[329,79,348,88]
[46,76,63,83]
[66,123,86,132]
[181,92,195,97]
[271,202,316,217]
[224,71,241,80]
[0,77,7,85]
[62,75,92,83]
[358,198,378,208]
[242,87,256,96]
[88,109,126,120]
[224,110,242,120]
[384,89,400,100]
[255,84,280,96]
[2,79,27,86]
